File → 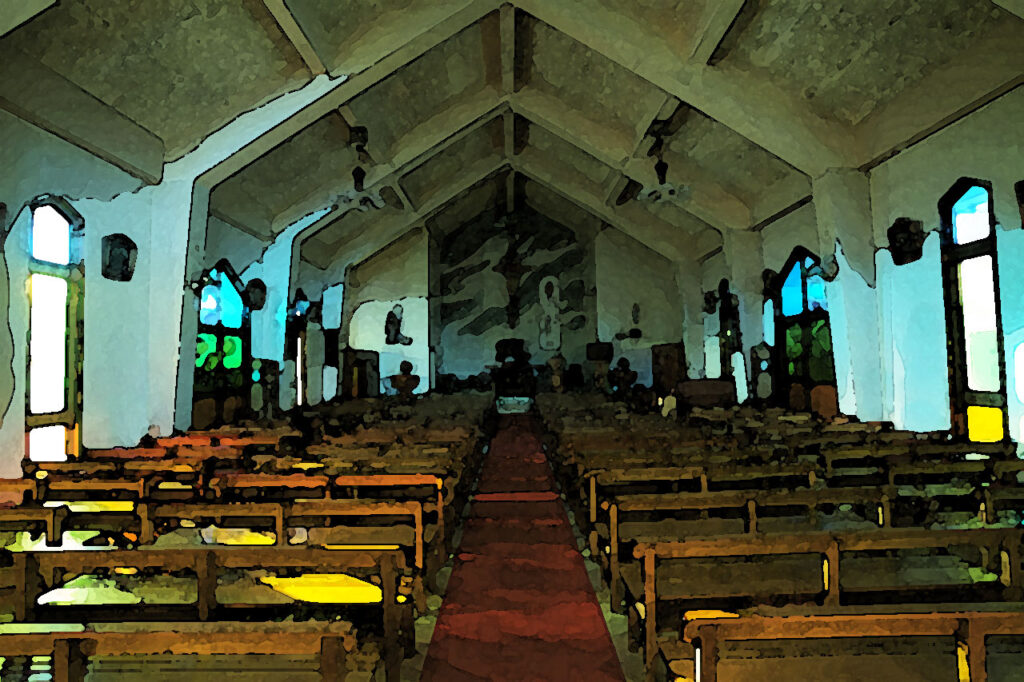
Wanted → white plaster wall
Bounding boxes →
[0,112,144,468]
[876,233,950,431]
[826,244,883,420]
[596,229,683,387]
[871,87,1024,247]
[345,230,429,322]
[242,209,331,366]
[1,210,34,475]
[322,284,344,330]
[344,230,429,393]
[997,228,1024,442]
[76,194,154,447]
[350,297,430,394]
[869,87,1023,432]
[760,202,820,270]
[204,217,267,271]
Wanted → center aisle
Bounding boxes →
[420,414,626,681]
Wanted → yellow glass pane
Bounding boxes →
[260,574,382,604]
[43,500,134,513]
[967,405,1004,443]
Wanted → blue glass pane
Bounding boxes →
[218,272,244,329]
[199,284,222,325]
[952,185,990,245]
[807,275,828,312]
[762,300,775,346]
[780,264,803,317]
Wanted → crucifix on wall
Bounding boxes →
[492,232,531,329]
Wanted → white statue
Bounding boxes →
[539,275,567,351]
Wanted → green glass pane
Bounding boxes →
[808,320,836,383]
[223,335,243,369]
[785,324,803,361]
[196,333,218,369]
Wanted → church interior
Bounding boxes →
[1,0,1023,679]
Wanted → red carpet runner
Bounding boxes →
[421,415,625,681]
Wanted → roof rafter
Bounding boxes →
[261,0,327,76]
[514,0,855,175]
[200,0,502,188]
[511,90,750,231]
[513,156,716,264]
[298,160,509,272]
[688,0,746,65]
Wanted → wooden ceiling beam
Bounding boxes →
[262,0,327,76]
[688,0,747,65]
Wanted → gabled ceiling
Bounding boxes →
[5,0,1021,275]
[0,0,313,160]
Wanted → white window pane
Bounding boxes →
[953,186,990,245]
[704,336,721,379]
[762,300,775,346]
[323,366,338,402]
[731,351,748,403]
[296,336,304,406]
[29,274,68,414]
[1015,343,1024,404]
[958,256,1000,392]
[219,272,243,329]
[29,425,67,462]
[31,205,71,265]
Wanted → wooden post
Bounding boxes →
[274,505,286,546]
[414,503,424,570]
[880,494,891,528]
[196,550,217,621]
[1004,533,1022,600]
[610,504,623,614]
[14,552,41,621]
[437,485,446,557]
[380,555,401,682]
[643,547,657,682]
[47,506,67,546]
[53,638,93,682]
[746,499,758,534]
[825,539,840,606]
[138,502,154,544]
[319,635,347,682]
[968,624,987,682]
[697,625,719,682]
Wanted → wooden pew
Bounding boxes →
[632,528,1022,679]
[682,610,1024,682]
[4,547,408,682]
[0,620,357,682]
[601,486,892,611]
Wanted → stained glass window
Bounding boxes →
[29,274,68,414]
[762,300,775,346]
[941,181,1006,443]
[31,205,71,265]
[27,202,83,463]
[193,261,251,428]
[770,248,837,404]
[952,185,990,245]
[780,264,803,317]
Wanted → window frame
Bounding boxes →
[24,198,85,459]
[769,247,836,401]
[938,178,1008,441]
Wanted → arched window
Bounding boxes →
[769,248,836,411]
[940,180,1007,443]
[193,260,250,428]
[26,200,84,462]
